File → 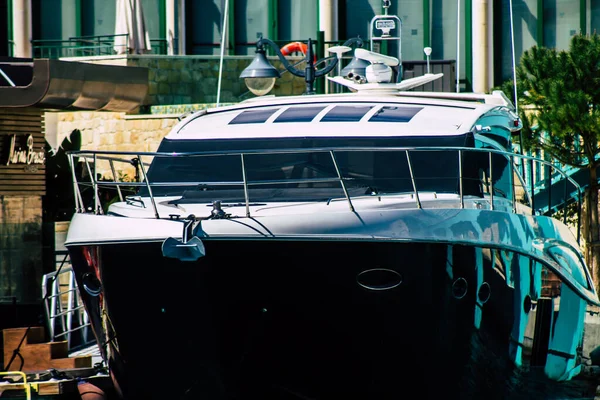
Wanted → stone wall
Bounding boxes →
[56,112,178,152]
[48,110,181,179]
[65,55,308,106]
[0,195,43,304]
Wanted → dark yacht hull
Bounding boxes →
[67,239,597,400]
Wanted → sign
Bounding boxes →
[3,134,45,165]
[375,19,396,36]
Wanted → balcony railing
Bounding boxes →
[31,34,173,59]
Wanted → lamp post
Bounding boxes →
[424,47,432,74]
[240,37,364,96]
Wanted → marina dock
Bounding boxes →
[1,327,115,399]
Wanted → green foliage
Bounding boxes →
[497,34,600,171]
[552,201,581,229]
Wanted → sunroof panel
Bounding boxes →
[321,105,374,122]
[229,108,279,124]
[274,106,326,123]
[369,106,422,122]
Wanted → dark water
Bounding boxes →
[455,332,599,400]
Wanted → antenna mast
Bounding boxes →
[509,0,518,113]
[370,0,403,81]
[383,0,390,14]
[456,0,460,92]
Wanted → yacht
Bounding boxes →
[64,50,600,399]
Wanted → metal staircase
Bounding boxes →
[41,251,100,362]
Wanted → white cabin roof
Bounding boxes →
[166,90,513,141]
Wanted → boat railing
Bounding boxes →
[41,251,95,352]
[67,146,583,241]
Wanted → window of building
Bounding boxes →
[431,0,465,90]
[81,1,116,36]
[543,0,580,50]
[189,0,231,55]
[498,0,537,84]
[278,0,318,42]
[590,0,600,34]
[234,0,271,55]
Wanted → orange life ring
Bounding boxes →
[281,41,307,56]
[281,41,317,63]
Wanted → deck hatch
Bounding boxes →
[274,106,327,123]
[229,108,279,124]
[368,106,423,123]
[321,105,374,122]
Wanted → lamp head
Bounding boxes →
[424,47,432,56]
[240,47,280,96]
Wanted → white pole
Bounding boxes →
[166,0,175,55]
[456,0,460,93]
[12,0,32,58]
[216,0,229,107]
[472,0,489,93]
[509,0,518,113]
[0,68,15,86]
[319,0,338,41]
[178,0,186,55]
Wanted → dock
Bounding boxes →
[1,327,116,399]
[0,369,114,399]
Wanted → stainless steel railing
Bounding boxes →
[41,251,95,352]
[67,145,583,239]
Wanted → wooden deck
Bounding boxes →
[2,326,115,399]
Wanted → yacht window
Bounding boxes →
[274,106,327,123]
[321,105,374,122]
[369,106,422,123]
[229,108,279,124]
[143,134,478,199]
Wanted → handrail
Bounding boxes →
[67,145,583,240]
[41,251,95,352]
[0,371,32,400]
[405,150,421,209]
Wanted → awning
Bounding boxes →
[0,57,148,112]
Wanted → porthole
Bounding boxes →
[357,268,403,291]
[523,295,532,313]
[452,277,468,299]
[478,282,491,304]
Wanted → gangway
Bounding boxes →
[41,251,98,357]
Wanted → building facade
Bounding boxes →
[1,0,597,94]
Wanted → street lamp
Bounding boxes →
[424,47,432,74]
[240,37,364,96]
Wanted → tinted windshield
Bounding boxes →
[141,135,483,201]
